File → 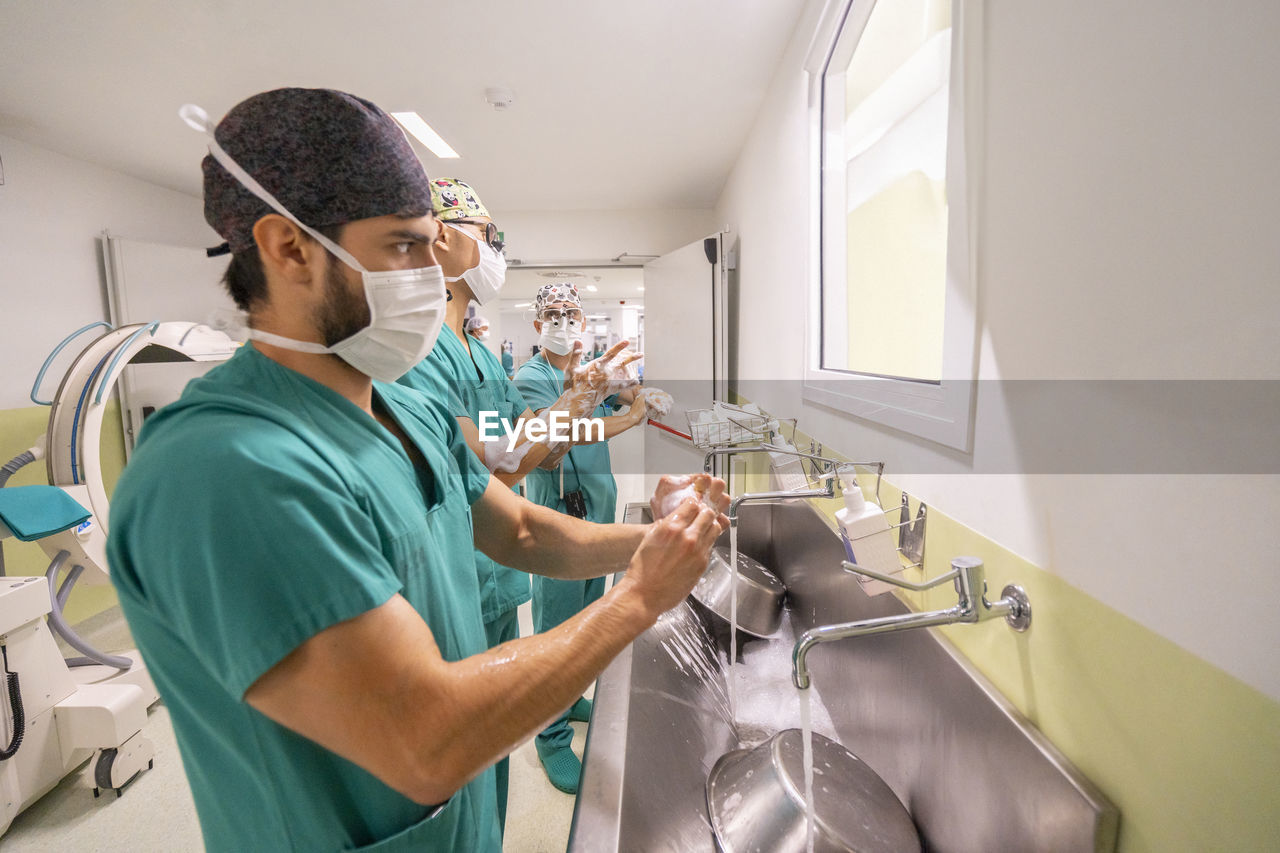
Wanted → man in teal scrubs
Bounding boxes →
[107,88,728,853]
[398,177,617,830]
[514,282,649,793]
[399,180,531,647]
[500,341,516,378]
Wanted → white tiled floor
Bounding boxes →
[501,601,591,853]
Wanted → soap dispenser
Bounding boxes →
[835,467,902,596]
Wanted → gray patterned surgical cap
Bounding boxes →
[202,88,434,253]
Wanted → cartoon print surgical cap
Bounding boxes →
[202,88,434,254]
[535,282,581,312]
[431,178,491,222]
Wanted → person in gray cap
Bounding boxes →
[107,87,729,853]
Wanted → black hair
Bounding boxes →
[221,223,345,311]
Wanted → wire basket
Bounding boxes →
[685,406,770,449]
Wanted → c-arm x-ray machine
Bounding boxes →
[0,320,236,836]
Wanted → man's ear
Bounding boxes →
[433,220,455,254]
[533,319,543,334]
[252,214,322,286]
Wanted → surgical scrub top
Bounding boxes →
[107,345,501,853]
[514,352,619,525]
[398,329,531,622]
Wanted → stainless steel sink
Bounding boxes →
[570,500,1118,852]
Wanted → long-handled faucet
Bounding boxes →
[703,445,845,477]
[706,447,850,529]
[704,445,884,507]
[792,556,1031,689]
[727,481,835,530]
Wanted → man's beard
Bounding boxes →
[314,254,371,347]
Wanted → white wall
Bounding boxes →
[0,133,213,411]
[716,0,1280,699]
[0,143,709,411]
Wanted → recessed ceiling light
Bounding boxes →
[637,285,645,292]
[586,285,599,292]
[512,302,530,308]
[391,112,460,159]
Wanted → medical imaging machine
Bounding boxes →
[0,320,236,836]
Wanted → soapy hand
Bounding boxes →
[561,340,644,419]
[626,393,649,425]
[621,496,724,619]
[650,473,730,534]
[638,387,673,418]
[601,347,643,397]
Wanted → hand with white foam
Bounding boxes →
[620,497,725,620]
[639,387,673,418]
[561,340,643,418]
[649,473,731,533]
[624,393,649,427]
[603,347,643,396]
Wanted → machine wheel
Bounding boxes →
[93,748,118,798]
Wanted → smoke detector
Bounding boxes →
[485,87,515,111]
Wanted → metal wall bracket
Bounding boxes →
[898,493,927,566]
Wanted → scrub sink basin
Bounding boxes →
[568,500,1118,852]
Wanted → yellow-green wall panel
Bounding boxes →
[1,403,125,623]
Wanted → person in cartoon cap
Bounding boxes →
[514,281,650,794]
[397,177,644,830]
[107,88,729,852]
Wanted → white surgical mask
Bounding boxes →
[444,222,507,305]
[179,104,446,382]
[538,318,582,356]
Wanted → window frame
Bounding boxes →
[802,0,982,452]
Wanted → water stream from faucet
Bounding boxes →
[728,525,739,720]
[654,601,735,729]
[800,688,815,853]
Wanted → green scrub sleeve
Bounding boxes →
[441,400,491,506]
[109,422,403,699]
[445,385,468,418]
[503,379,530,421]
[514,366,559,412]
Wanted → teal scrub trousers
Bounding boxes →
[484,607,520,832]
[532,575,606,757]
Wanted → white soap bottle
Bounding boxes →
[835,468,902,596]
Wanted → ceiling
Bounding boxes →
[0,0,805,212]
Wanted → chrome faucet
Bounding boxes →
[703,445,850,480]
[704,445,883,505]
[792,556,1031,689]
[707,449,852,530]
[727,478,836,530]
